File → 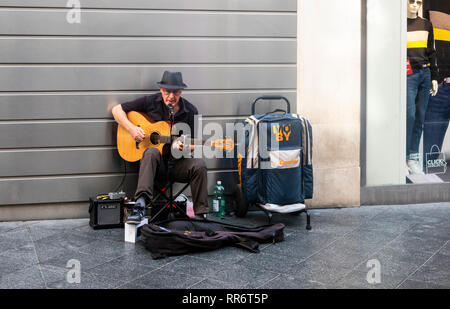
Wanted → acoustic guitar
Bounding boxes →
[117,111,234,162]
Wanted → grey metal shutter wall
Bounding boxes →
[0,0,297,208]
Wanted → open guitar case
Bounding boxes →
[141,218,286,259]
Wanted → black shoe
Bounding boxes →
[126,207,145,224]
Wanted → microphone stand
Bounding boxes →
[149,103,189,223]
[168,105,175,214]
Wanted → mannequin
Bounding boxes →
[422,0,450,175]
[406,0,439,175]
[408,0,439,94]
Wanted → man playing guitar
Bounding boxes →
[112,71,209,223]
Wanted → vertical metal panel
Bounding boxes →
[0,1,297,211]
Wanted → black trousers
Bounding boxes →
[135,148,209,215]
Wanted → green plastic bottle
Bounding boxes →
[212,181,226,218]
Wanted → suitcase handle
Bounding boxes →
[252,96,291,115]
[261,109,287,118]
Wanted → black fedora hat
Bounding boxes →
[156,71,188,90]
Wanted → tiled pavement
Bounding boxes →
[0,203,449,289]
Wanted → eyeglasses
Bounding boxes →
[161,89,182,96]
[409,0,423,5]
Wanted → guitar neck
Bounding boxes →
[118,112,234,162]
[158,135,210,145]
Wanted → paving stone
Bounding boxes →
[353,245,433,279]
[402,224,450,241]
[311,240,378,270]
[0,255,30,277]
[0,221,28,233]
[296,221,356,236]
[328,206,383,217]
[25,219,89,230]
[397,279,449,289]
[432,221,450,233]
[189,278,244,289]
[117,247,183,269]
[35,231,98,252]
[71,225,125,242]
[0,244,39,266]
[189,246,253,265]
[27,226,65,242]
[40,264,72,285]
[0,265,45,289]
[159,256,222,279]
[207,263,280,288]
[0,228,32,252]
[84,257,155,283]
[48,272,119,289]
[257,275,327,289]
[354,258,419,281]
[41,250,118,272]
[343,226,402,245]
[332,270,406,289]
[373,211,443,225]
[408,253,450,287]
[388,234,448,255]
[237,251,303,274]
[437,241,450,256]
[406,204,450,220]
[262,230,338,260]
[34,242,77,264]
[285,258,354,285]
[1,202,449,289]
[41,263,121,288]
[120,268,204,289]
[362,217,416,234]
[77,239,136,259]
[301,215,359,230]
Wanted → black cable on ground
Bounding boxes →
[114,159,127,192]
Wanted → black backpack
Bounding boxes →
[141,219,285,259]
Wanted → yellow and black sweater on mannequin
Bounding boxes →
[407,17,439,81]
[424,0,450,83]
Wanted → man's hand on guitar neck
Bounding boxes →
[131,125,146,143]
[172,135,196,152]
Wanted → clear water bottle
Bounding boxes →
[212,181,226,218]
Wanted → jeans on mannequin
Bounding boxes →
[423,82,450,164]
[407,67,431,160]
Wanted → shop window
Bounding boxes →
[365,0,449,186]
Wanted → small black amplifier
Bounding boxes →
[89,197,125,230]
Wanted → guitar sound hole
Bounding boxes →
[150,132,160,145]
